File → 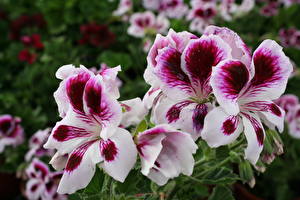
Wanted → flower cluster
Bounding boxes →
[24,159,67,200]
[43,25,293,195]
[0,115,24,153]
[144,26,292,164]
[260,0,300,17]
[79,23,115,47]
[25,128,55,161]
[279,27,300,49]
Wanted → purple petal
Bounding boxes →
[222,115,240,135]
[192,104,208,133]
[100,139,118,162]
[243,40,293,101]
[182,35,231,97]
[155,47,193,98]
[66,72,91,113]
[211,60,250,115]
[166,100,193,123]
[53,125,92,142]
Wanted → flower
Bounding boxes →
[18,49,37,64]
[25,128,55,161]
[128,11,169,38]
[10,14,46,40]
[44,66,137,194]
[219,0,255,21]
[287,105,300,138]
[137,125,197,185]
[120,98,148,127]
[202,38,292,164]
[21,34,44,50]
[79,23,115,47]
[274,94,299,122]
[0,115,24,153]
[25,159,67,200]
[113,0,132,17]
[142,0,188,19]
[144,26,251,140]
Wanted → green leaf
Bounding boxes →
[83,167,105,194]
[208,186,234,200]
[133,119,148,136]
[202,167,240,185]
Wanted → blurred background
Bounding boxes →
[0,0,300,199]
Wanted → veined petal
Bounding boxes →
[26,158,50,181]
[57,140,101,194]
[44,109,98,155]
[166,28,198,53]
[83,75,122,138]
[242,40,293,102]
[147,34,170,69]
[100,128,137,182]
[138,125,197,185]
[120,98,148,127]
[202,107,243,147]
[243,101,285,132]
[242,113,265,164]
[25,179,45,200]
[211,60,250,115]
[66,72,91,113]
[154,47,194,100]
[99,65,121,99]
[142,87,161,109]
[181,35,232,97]
[204,25,252,68]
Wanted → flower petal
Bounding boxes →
[211,60,250,115]
[154,47,194,100]
[100,128,137,182]
[181,35,232,97]
[142,87,161,109]
[242,112,265,164]
[57,140,101,194]
[25,179,45,200]
[243,101,285,132]
[204,25,252,68]
[202,107,243,147]
[120,98,148,127]
[44,109,98,155]
[288,105,300,139]
[83,75,122,138]
[243,40,293,102]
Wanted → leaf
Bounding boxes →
[133,119,148,136]
[83,167,105,194]
[208,186,234,200]
[201,167,240,185]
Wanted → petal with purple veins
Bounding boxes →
[202,107,243,147]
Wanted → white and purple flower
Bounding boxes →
[137,125,197,185]
[44,66,137,194]
[25,128,55,161]
[144,26,251,140]
[0,114,24,153]
[25,159,67,200]
[128,11,169,38]
[202,38,292,164]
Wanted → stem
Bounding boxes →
[195,157,232,178]
[195,157,207,166]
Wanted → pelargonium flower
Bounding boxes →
[202,38,292,164]
[144,26,251,139]
[44,65,137,194]
[120,98,148,127]
[54,64,121,118]
[18,49,37,64]
[0,115,24,153]
[79,23,115,47]
[128,11,169,38]
[142,0,188,19]
[113,0,132,17]
[25,128,55,161]
[137,125,197,185]
[187,1,217,33]
[287,105,300,138]
[219,0,255,21]
[274,94,299,122]
[260,2,279,17]
[279,28,297,47]
[25,159,66,200]
[21,34,44,49]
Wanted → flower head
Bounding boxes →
[0,115,24,153]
